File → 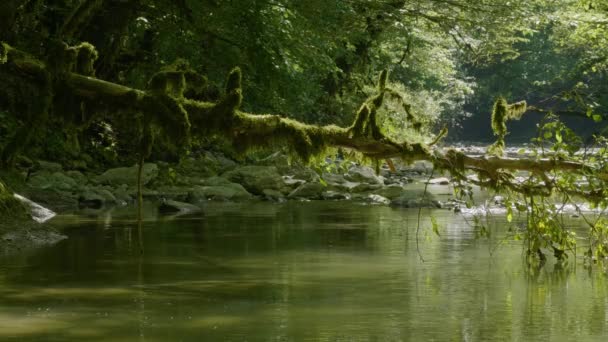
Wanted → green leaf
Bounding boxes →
[593,114,603,122]
[555,130,562,143]
[506,206,513,223]
[543,131,552,139]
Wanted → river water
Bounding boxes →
[0,201,607,341]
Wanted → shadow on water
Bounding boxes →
[0,201,607,341]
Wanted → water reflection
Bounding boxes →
[0,201,606,341]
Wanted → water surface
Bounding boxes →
[1,201,607,341]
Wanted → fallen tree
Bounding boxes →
[2,41,608,266]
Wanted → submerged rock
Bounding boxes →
[426,177,450,185]
[368,184,405,199]
[391,192,442,208]
[188,183,253,202]
[365,194,391,205]
[78,190,105,209]
[288,182,324,199]
[159,199,201,215]
[263,189,285,202]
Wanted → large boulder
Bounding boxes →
[368,184,405,199]
[321,172,347,185]
[288,182,324,199]
[95,163,159,186]
[222,166,286,195]
[176,154,220,178]
[321,191,351,200]
[188,183,253,202]
[29,171,78,191]
[344,165,384,185]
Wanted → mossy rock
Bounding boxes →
[222,166,286,195]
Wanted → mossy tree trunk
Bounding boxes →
[1,41,608,201]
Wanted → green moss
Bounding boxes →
[140,94,191,151]
[489,98,528,156]
[73,42,98,76]
[378,70,388,91]
[507,100,527,120]
[0,181,27,219]
[225,67,242,94]
[351,104,370,137]
[148,59,207,99]
[0,42,9,64]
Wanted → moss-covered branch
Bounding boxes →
[2,41,607,198]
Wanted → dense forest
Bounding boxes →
[1,1,608,264]
[3,1,608,340]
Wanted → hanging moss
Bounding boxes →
[489,98,527,156]
[73,42,98,76]
[378,70,388,91]
[507,100,527,120]
[491,97,509,138]
[140,94,191,150]
[225,67,242,95]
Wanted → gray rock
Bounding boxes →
[79,190,105,209]
[344,165,384,185]
[426,177,450,185]
[263,189,285,202]
[391,193,442,208]
[203,176,234,186]
[96,163,158,186]
[368,184,405,199]
[288,182,324,199]
[365,194,391,205]
[159,199,201,215]
[321,172,347,185]
[283,176,306,188]
[156,186,190,201]
[177,155,219,178]
[284,165,320,183]
[351,182,383,193]
[223,166,286,195]
[29,172,78,191]
[410,161,433,174]
[188,183,252,202]
[321,191,351,200]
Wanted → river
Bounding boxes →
[0,201,607,341]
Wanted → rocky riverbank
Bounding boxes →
[7,151,457,215]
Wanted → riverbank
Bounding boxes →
[4,151,455,215]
